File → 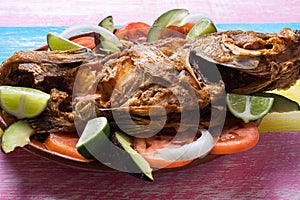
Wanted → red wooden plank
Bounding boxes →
[0,132,300,199]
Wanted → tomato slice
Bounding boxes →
[44,132,89,161]
[210,121,259,155]
[71,36,96,49]
[115,22,150,42]
[133,135,194,169]
[160,23,195,39]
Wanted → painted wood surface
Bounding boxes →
[1,1,300,199]
[1,132,300,199]
[1,0,300,26]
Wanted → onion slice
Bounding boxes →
[60,24,122,47]
[146,129,214,162]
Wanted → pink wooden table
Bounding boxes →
[1,1,300,199]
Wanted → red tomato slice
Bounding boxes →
[71,36,96,49]
[160,23,195,39]
[210,121,259,155]
[115,22,150,42]
[44,132,89,161]
[133,119,259,167]
[133,136,194,169]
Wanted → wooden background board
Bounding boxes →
[1,0,300,26]
[1,1,300,199]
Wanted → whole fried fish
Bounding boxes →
[0,28,299,134]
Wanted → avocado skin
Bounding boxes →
[110,133,153,182]
[128,172,153,182]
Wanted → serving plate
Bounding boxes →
[17,31,222,173]
[25,138,221,173]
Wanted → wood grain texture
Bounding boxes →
[1,1,300,199]
[1,0,300,26]
[1,132,300,199]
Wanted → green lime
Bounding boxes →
[0,86,50,119]
[47,32,85,51]
[226,93,274,123]
[186,18,217,41]
[76,117,110,159]
[1,120,35,153]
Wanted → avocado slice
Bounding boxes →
[95,16,120,53]
[98,16,115,33]
[147,9,189,42]
[255,93,300,112]
[186,18,217,41]
[111,132,153,182]
[1,120,35,153]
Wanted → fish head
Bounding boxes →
[190,31,263,70]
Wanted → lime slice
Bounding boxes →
[0,86,50,119]
[76,117,110,159]
[47,32,85,51]
[186,18,217,41]
[226,93,274,123]
[1,120,35,153]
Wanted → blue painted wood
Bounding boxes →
[1,23,300,63]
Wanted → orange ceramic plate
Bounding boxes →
[21,32,220,173]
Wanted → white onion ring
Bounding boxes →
[60,24,122,47]
[146,129,214,161]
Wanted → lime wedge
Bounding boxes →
[1,120,35,153]
[0,86,50,119]
[47,32,85,51]
[226,93,274,123]
[76,117,110,159]
[186,18,217,41]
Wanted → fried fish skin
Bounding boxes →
[191,28,300,94]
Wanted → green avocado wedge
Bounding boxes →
[98,15,115,33]
[147,9,189,42]
[113,132,153,182]
[96,15,120,53]
[186,18,217,40]
[255,92,300,113]
[1,120,35,153]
